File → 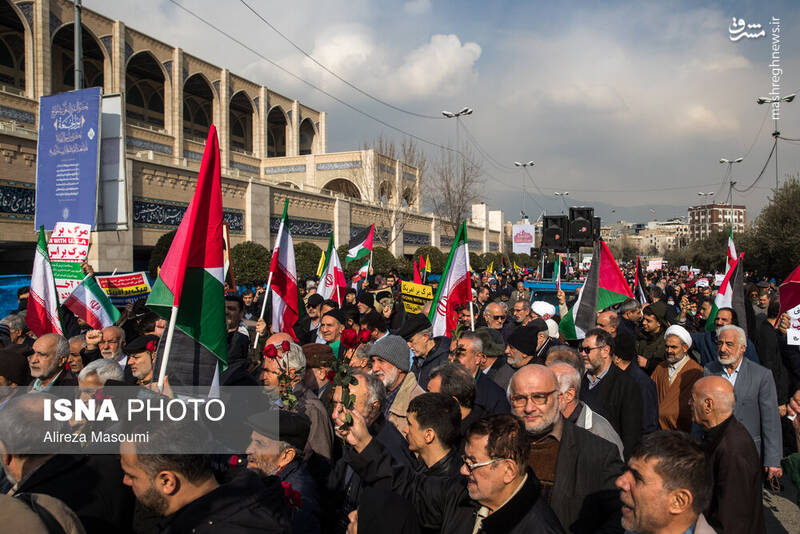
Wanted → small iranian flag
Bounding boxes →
[64,275,120,330]
[560,240,632,340]
[27,226,63,337]
[318,234,347,305]
[269,200,299,340]
[429,222,471,337]
[706,253,746,332]
[351,261,369,289]
[554,259,561,291]
[725,227,737,274]
[346,224,374,262]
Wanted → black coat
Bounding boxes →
[419,449,463,479]
[226,331,250,363]
[411,336,450,390]
[346,439,565,534]
[753,320,789,405]
[14,454,134,534]
[475,373,510,414]
[278,459,321,534]
[550,421,625,534]
[158,470,291,534]
[580,364,643,460]
[623,363,659,435]
[485,356,515,390]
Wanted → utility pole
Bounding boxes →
[74,0,83,89]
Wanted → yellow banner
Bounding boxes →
[400,281,434,314]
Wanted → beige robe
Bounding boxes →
[651,357,703,432]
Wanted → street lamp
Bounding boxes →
[441,107,473,118]
[554,191,569,214]
[756,93,795,188]
[514,161,535,221]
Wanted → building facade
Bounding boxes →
[0,0,503,274]
[687,203,746,241]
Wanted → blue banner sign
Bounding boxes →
[34,88,102,229]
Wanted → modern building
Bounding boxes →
[687,203,746,241]
[0,0,504,274]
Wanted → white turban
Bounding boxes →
[664,325,692,349]
[532,301,556,320]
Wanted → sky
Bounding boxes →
[86,0,800,225]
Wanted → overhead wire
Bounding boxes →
[732,141,776,193]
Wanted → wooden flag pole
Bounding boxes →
[252,270,275,349]
[157,304,179,390]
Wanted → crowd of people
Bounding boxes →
[0,260,799,534]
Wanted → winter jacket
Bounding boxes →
[411,336,450,390]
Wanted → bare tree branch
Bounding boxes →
[426,143,482,237]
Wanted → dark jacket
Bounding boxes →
[158,470,291,533]
[278,459,321,534]
[580,364,643,460]
[691,330,759,366]
[701,416,766,534]
[475,372,510,415]
[419,449,463,479]
[550,421,625,534]
[411,336,450,390]
[648,299,676,325]
[634,328,666,374]
[753,319,789,405]
[227,330,250,363]
[346,438,565,534]
[14,454,134,534]
[617,317,637,340]
[484,356,515,391]
[623,363,659,435]
[294,314,321,345]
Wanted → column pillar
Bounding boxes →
[246,180,271,249]
[111,21,126,94]
[333,198,351,249]
[218,69,231,169]
[171,48,184,162]
[33,0,51,97]
[318,111,327,154]
[290,100,300,156]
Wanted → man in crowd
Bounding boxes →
[505,320,549,369]
[635,305,667,374]
[531,301,557,322]
[650,325,703,432]
[476,326,515,390]
[98,325,126,365]
[241,289,259,320]
[0,344,31,407]
[579,328,642,459]
[483,302,513,342]
[357,293,376,316]
[369,335,425,433]
[29,333,76,391]
[691,307,759,366]
[615,431,715,534]
[510,280,530,303]
[295,294,325,344]
[512,299,533,327]
[703,324,783,483]
[125,334,159,386]
[595,310,619,338]
[475,285,491,319]
[225,294,250,363]
[427,362,485,438]
[397,313,449,389]
[452,331,510,414]
[360,310,389,342]
[405,392,463,477]
[508,365,624,533]
[611,333,659,435]
[691,377,765,534]
[616,298,641,339]
[302,342,335,415]
[319,309,346,357]
[67,335,85,374]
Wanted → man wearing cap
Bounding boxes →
[246,410,321,534]
[319,309,346,359]
[125,334,160,386]
[395,313,449,390]
[650,325,703,432]
[505,320,550,369]
[611,333,659,435]
[303,343,335,416]
[476,327,515,390]
[369,335,425,434]
[0,344,31,408]
[295,294,325,345]
[356,293,375,316]
[452,332,510,414]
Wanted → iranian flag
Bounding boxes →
[27,226,63,336]
[147,126,226,386]
[269,200,299,340]
[725,227,737,274]
[706,253,746,332]
[351,261,369,289]
[429,222,471,337]
[560,240,632,340]
[64,275,120,330]
[318,234,347,305]
[346,224,374,262]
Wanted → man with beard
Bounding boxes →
[295,294,325,344]
[451,332,510,414]
[396,313,450,390]
[505,319,551,369]
[125,334,159,386]
[508,365,624,533]
[635,306,667,374]
[511,299,534,327]
[246,409,321,534]
[650,325,703,432]
[369,335,425,434]
[690,308,759,366]
[476,327,515,390]
[28,333,76,391]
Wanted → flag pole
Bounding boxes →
[252,270,274,349]
[157,304,179,390]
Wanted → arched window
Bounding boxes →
[0,1,25,92]
[183,74,213,141]
[126,52,166,129]
[229,91,254,153]
[52,23,105,93]
[267,106,287,157]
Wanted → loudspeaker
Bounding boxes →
[569,207,594,246]
[593,217,601,241]
[542,215,569,250]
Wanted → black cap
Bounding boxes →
[375,291,392,302]
[323,309,346,325]
[357,292,375,308]
[392,313,432,341]
[614,332,635,362]
[247,409,311,451]
[307,294,324,308]
[125,334,160,354]
[527,318,549,334]
[507,326,540,356]
[0,344,32,385]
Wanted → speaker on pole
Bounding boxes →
[542,215,569,251]
[569,207,594,247]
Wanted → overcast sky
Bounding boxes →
[88,0,800,224]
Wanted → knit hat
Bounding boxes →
[357,292,375,308]
[507,326,540,356]
[368,335,410,372]
[323,309,346,325]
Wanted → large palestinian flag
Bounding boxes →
[429,222,471,337]
[346,224,374,262]
[26,226,63,336]
[269,199,299,340]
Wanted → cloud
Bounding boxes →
[404,0,431,15]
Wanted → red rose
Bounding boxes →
[281,340,291,353]
[146,340,157,352]
[358,329,372,344]
[341,328,359,349]
[325,369,335,382]
[281,481,303,509]
[263,344,278,359]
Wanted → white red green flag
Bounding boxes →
[346,225,374,262]
[351,261,369,289]
[26,226,63,337]
[554,259,561,291]
[269,200,299,340]
[64,275,120,330]
[318,234,347,305]
[706,253,746,332]
[725,227,737,274]
[429,222,471,337]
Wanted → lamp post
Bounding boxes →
[554,191,569,214]
[514,160,534,221]
[442,107,473,200]
[719,157,742,205]
[756,93,795,188]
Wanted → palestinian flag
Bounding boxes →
[560,240,632,340]
[429,221,471,337]
[269,200,299,340]
[725,227,737,274]
[64,275,120,330]
[318,234,347,305]
[634,256,650,306]
[147,126,226,386]
[706,253,746,332]
[27,226,63,336]
[346,225,374,262]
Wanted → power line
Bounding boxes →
[733,141,776,193]
[740,105,771,160]
[236,0,445,120]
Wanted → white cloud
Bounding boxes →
[404,0,431,15]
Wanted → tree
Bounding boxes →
[294,242,323,280]
[230,241,270,287]
[426,143,481,237]
[148,229,176,278]
[413,246,445,274]
[371,246,397,275]
[469,252,484,271]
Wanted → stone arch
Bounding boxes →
[402,187,414,207]
[277,181,300,190]
[322,178,361,200]
[378,180,393,205]
[0,0,26,94]
[183,73,214,141]
[230,90,254,154]
[51,23,106,93]
[267,105,288,157]
[299,117,317,155]
[125,51,167,129]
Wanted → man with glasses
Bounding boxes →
[512,300,533,327]
[337,411,565,533]
[483,302,513,342]
[508,365,624,533]
[451,332,510,415]
[578,328,643,460]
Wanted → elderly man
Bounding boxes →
[405,393,463,477]
[510,280,530,303]
[579,328,642,459]
[476,326,515,390]
[77,358,124,390]
[246,410,321,534]
[505,319,550,369]
[339,411,565,533]
[692,377,765,534]
[691,307,759,366]
[616,298,641,339]
[615,431,715,534]
[98,325,126,365]
[531,301,557,322]
[650,325,703,431]
[703,324,782,482]
[369,335,425,433]
[595,309,619,338]
[483,302,514,342]
[28,333,76,391]
[396,313,450,390]
[452,331,509,414]
[319,309,346,357]
[125,334,159,386]
[302,343,335,415]
[512,299,533,326]
[509,365,624,533]
[67,335,85,374]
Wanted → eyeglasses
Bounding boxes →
[491,315,506,320]
[579,345,606,354]
[449,347,465,358]
[509,390,556,408]
[460,455,504,473]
